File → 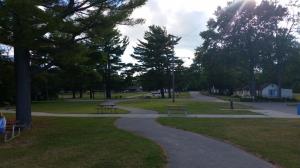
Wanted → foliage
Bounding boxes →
[132,25,182,98]
[0,0,147,126]
[194,0,300,96]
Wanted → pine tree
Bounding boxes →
[132,25,181,98]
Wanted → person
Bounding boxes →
[0,112,6,134]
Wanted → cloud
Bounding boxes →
[119,0,228,66]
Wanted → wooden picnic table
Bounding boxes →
[96,104,116,114]
[167,105,188,116]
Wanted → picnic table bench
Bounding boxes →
[167,105,188,117]
[2,119,22,142]
[96,104,116,114]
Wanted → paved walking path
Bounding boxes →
[116,106,274,168]
[240,102,299,117]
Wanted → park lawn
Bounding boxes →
[158,118,300,168]
[0,117,166,168]
[59,92,149,100]
[118,99,257,115]
[1,100,130,114]
[30,101,127,114]
[58,92,105,99]
[112,92,149,99]
[176,92,191,99]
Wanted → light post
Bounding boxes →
[170,35,176,103]
[171,55,190,103]
[172,52,175,103]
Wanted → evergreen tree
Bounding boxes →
[132,25,181,98]
[0,0,146,128]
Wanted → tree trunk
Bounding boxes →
[249,56,256,99]
[105,55,112,99]
[90,89,93,99]
[14,46,32,128]
[45,80,49,100]
[160,88,165,98]
[277,65,283,98]
[168,71,171,98]
[79,89,83,99]
[72,90,76,99]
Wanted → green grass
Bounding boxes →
[0,117,166,168]
[1,101,127,114]
[59,92,149,100]
[158,118,300,168]
[175,92,191,98]
[31,101,127,114]
[215,95,241,102]
[118,99,257,115]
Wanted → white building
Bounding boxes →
[261,84,293,99]
[235,83,293,99]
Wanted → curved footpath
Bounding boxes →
[116,106,273,168]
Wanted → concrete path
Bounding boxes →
[116,106,274,168]
[189,91,300,118]
[189,91,225,102]
[240,102,299,116]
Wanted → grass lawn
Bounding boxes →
[59,92,149,100]
[0,117,166,168]
[118,99,257,115]
[31,101,127,114]
[0,101,127,114]
[158,118,300,168]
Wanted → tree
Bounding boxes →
[0,0,146,128]
[132,25,181,98]
[101,31,128,99]
[195,0,296,97]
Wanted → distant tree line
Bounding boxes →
[192,0,300,96]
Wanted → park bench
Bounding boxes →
[2,119,21,142]
[167,105,188,117]
[96,104,116,114]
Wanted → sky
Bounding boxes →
[118,0,294,67]
[118,0,229,67]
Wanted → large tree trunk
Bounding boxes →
[14,46,32,128]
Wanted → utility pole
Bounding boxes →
[171,36,176,103]
[172,52,175,103]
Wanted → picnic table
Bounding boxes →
[167,105,188,117]
[96,104,116,114]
